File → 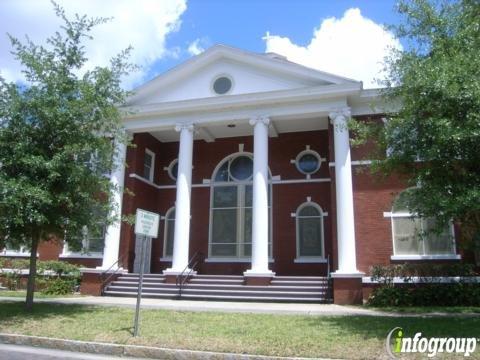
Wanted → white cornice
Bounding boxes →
[122,83,362,120]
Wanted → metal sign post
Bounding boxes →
[133,209,160,337]
[133,234,146,337]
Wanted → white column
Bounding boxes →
[244,116,274,277]
[330,108,361,275]
[101,138,127,269]
[164,124,194,274]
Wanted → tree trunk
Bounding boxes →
[25,232,40,311]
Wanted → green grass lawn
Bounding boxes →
[0,290,81,298]
[0,302,479,359]
[363,305,480,314]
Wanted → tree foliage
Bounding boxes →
[0,3,133,309]
[361,0,480,254]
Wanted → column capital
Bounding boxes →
[329,108,351,125]
[174,123,195,133]
[249,115,270,127]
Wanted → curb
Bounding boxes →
[0,333,331,360]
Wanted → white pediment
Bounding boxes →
[127,45,359,106]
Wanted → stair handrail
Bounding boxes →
[176,251,205,298]
[326,254,333,302]
[100,253,128,295]
[327,254,331,279]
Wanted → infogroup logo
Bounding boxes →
[386,327,478,358]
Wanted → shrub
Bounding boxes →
[0,259,80,293]
[368,263,480,307]
[37,260,80,278]
[0,259,30,290]
[41,278,77,295]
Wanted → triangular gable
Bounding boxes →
[127,44,360,105]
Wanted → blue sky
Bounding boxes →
[0,0,404,88]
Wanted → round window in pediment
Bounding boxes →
[213,76,232,95]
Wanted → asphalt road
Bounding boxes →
[0,344,151,360]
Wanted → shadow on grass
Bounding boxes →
[0,301,98,323]
[305,315,480,340]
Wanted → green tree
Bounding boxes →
[364,0,480,261]
[0,3,133,310]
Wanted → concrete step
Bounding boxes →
[103,290,331,303]
[111,281,329,291]
[107,285,328,297]
[274,276,328,281]
[104,273,333,303]
[189,279,245,285]
[271,280,329,286]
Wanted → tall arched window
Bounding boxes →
[209,153,272,259]
[390,190,456,257]
[163,207,175,258]
[296,202,324,260]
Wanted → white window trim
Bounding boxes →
[294,201,325,261]
[61,224,105,259]
[208,152,273,259]
[61,242,103,259]
[144,148,155,182]
[204,257,275,263]
[390,254,461,261]
[384,209,458,259]
[162,206,175,259]
[59,253,103,259]
[164,159,178,181]
[291,146,325,178]
[211,73,234,96]
[1,247,31,257]
[294,257,327,263]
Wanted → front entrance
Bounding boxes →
[209,153,272,259]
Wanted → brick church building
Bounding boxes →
[2,45,465,304]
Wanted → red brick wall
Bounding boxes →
[127,130,333,275]
[38,239,63,261]
[30,118,472,275]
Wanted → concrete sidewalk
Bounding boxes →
[2,295,478,317]
[1,295,379,316]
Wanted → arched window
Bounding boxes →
[163,207,175,258]
[390,190,456,257]
[209,153,272,259]
[296,202,324,260]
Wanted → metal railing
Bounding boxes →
[100,253,128,295]
[326,254,333,301]
[176,251,205,298]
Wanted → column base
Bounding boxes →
[243,270,275,286]
[331,272,364,305]
[163,269,197,284]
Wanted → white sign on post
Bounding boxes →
[134,209,160,237]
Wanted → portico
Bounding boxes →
[94,44,383,303]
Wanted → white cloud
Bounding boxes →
[187,38,205,56]
[263,8,402,88]
[0,0,187,88]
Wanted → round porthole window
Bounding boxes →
[213,76,232,95]
[296,150,321,175]
[228,155,253,181]
[168,159,178,180]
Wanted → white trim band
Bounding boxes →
[390,254,461,261]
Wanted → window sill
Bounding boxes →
[390,254,461,261]
[294,257,327,263]
[160,257,172,262]
[205,258,274,263]
[59,253,103,259]
[0,252,32,257]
